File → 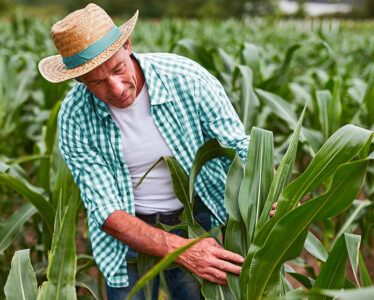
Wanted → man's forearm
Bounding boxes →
[102,210,186,257]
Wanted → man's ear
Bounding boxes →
[124,38,133,55]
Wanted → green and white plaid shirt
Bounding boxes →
[58,52,249,287]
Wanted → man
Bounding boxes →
[39,3,258,299]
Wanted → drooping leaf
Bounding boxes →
[0,203,36,254]
[260,44,301,91]
[75,273,104,300]
[344,233,361,287]
[0,171,55,235]
[304,231,328,262]
[173,39,215,72]
[329,200,371,251]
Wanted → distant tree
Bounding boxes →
[232,0,278,16]
[0,0,8,12]
[295,0,307,18]
[366,0,374,18]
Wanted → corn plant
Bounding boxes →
[130,105,374,299]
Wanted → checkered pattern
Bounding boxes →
[58,52,250,287]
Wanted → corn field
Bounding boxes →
[1,10,374,299]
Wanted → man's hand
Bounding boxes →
[175,237,244,285]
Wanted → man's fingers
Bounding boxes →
[211,259,242,275]
[213,248,245,264]
[204,274,227,285]
[205,267,228,285]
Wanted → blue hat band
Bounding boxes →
[62,26,122,69]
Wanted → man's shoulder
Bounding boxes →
[60,82,92,117]
[137,52,208,79]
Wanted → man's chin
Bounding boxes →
[111,96,135,108]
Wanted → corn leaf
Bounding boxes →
[75,273,104,300]
[232,65,259,133]
[359,252,373,287]
[345,233,361,287]
[310,234,349,300]
[258,103,306,227]
[329,200,371,251]
[224,154,246,300]
[201,281,235,300]
[37,188,79,300]
[259,44,301,91]
[364,66,374,125]
[316,90,332,140]
[137,253,159,300]
[314,286,374,299]
[189,138,236,207]
[0,171,55,235]
[240,42,262,85]
[328,77,342,135]
[0,203,36,255]
[4,249,38,300]
[238,127,274,243]
[304,231,328,263]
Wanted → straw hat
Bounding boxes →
[38,3,138,83]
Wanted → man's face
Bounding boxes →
[80,40,142,109]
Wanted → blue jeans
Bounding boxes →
[105,212,211,300]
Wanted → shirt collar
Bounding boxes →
[134,53,174,105]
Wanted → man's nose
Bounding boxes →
[107,77,124,98]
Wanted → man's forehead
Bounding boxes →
[82,48,127,80]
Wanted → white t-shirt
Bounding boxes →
[108,84,184,214]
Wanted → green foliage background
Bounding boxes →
[1,6,374,299]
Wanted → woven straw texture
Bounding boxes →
[38,3,138,83]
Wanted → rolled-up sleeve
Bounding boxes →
[58,101,125,230]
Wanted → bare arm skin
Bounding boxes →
[102,210,244,285]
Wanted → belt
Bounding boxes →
[136,208,183,226]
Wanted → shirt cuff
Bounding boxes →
[93,202,124,229]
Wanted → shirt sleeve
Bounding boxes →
[197,68,250,163]
[58,100,126,230]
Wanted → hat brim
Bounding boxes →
[38,10,138,83]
